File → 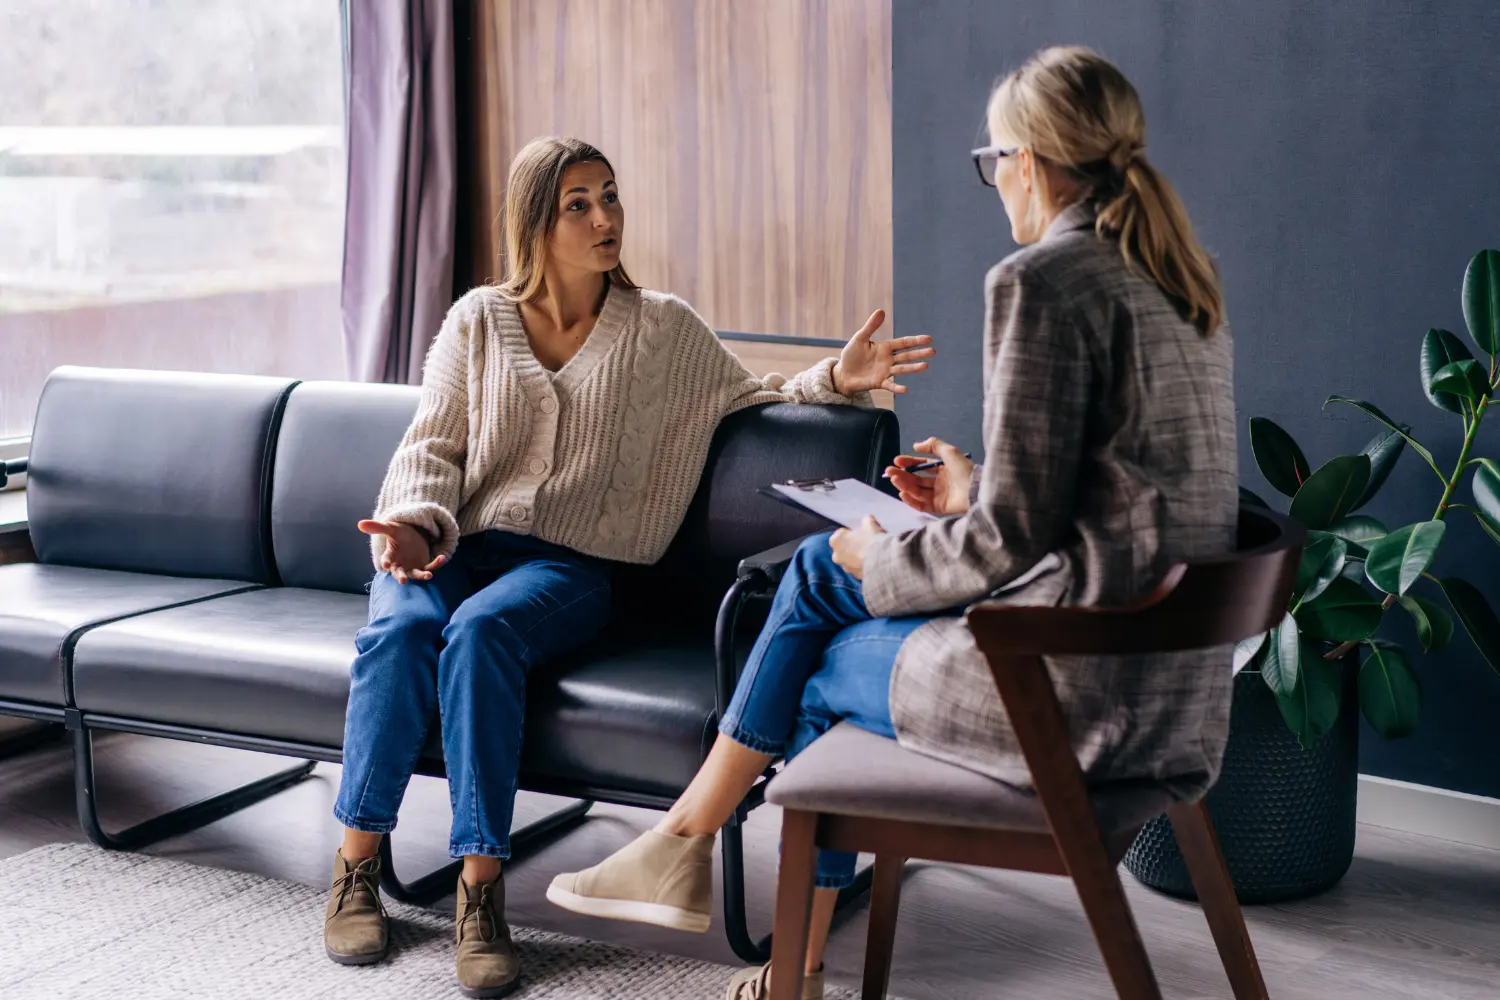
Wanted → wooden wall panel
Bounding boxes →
[463,0,892,352]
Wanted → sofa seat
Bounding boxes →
[0,563,257,708]
[71,588,726,801]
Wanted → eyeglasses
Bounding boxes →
[971,145,1020,188]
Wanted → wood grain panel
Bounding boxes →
[461,0,892,364]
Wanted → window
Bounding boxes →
[0,0,347,438]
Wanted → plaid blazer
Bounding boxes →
[862,202,1238,800]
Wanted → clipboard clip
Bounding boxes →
[784,477,837,492]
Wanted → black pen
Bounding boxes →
[899,452,972,474]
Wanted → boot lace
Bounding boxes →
[460,881,501,944]
[330,857,386,919]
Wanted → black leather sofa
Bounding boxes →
[0,366,898,961]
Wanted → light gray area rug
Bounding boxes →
[0,844,866,1000]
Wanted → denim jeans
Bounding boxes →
[719,532,957,888]
[334,530,612,858]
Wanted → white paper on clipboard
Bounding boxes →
[770,478,939,535]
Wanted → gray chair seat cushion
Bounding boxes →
[765,722,1174,837]
[0,563,255,707]
[70,589,724,799]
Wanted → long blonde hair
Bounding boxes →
[496,136,637,303]
[989,47,1224,336]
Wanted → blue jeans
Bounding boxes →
[719,532,956,888]
[335,531,612,858]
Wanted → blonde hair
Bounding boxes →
[496,136,637,302]
[988,47,1224,336]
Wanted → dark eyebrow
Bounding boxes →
[562,179,616,196]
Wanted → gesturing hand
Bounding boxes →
[884,437,975,515]
[831,309,935,396]
[358,520,447,585]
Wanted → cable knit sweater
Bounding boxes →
[372,282,870,566]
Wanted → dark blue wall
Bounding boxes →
[892,0,1500,797]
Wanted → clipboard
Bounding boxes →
[757,477,939,535]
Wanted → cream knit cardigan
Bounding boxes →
[372,283,870,566]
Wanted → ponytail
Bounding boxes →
[989,47,1225,337]
[1097,152,1224,337]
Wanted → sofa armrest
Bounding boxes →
[736,534,815,587]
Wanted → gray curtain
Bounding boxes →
[340,0,457,384]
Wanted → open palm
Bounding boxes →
[833,309,936,395]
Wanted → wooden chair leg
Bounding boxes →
[861,854,905,1000]
[1055,828,1162,999]
[769,809,820,1000]
[1168,800,1269,1000]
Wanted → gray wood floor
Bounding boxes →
[1,728,1496,999]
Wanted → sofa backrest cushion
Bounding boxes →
[26,366,296,582]
[615,403,900,624]
[270,381,419,594]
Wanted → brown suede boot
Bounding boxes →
[323,850,388,966]
[455,874,520,998]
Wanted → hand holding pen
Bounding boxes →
[883,437,976,516]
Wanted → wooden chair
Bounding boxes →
[763,505,1304,1000]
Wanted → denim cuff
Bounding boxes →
[450,842,510,860]
[333,807,398,835]
[718,718,785,757]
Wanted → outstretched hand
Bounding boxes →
[358,520,447,585]
[884,437,975,515]
[832,309,935,396]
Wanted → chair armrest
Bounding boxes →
[736,534,815,587]
[0,457,25,490]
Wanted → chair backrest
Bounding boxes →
[615,403,900,624]
[965,505,1305,658]
[270,381,420,594]
[26,366,296,582]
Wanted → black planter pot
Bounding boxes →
[1123,653,1359,904]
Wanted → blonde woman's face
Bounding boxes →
[548,161,624,276]
[990,131,1044,245]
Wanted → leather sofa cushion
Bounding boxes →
[270,382,420,595]
[26,367,295,582]
[71,588,365,747]
[0,563,256,707]
[71,589,728,800]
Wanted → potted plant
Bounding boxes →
[1126,248,1500,903]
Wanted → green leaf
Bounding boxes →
[1461,248,1500,356]
[1429,359,1489,402]
[1438,576,1500,676]
[1324,397,1441,477]
[1398,594,1454,652]
[1351,429,1405,511]
[1249,417,1312,498]
[1329,515,1387,558]
[1471,459,1500,544]
[1238,486,1271,510]
[1295,576,1383,641]
[1234,631,1267,673]
[1340,558,1368,582]
[1420,328,1474,414]
[1294,531,1347,604]
[1276,646,1342,748]
[1359,642,1422,738]
[1261,613,1301,696]
[1288,454,1371,530]
[1365,521,1447,596]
